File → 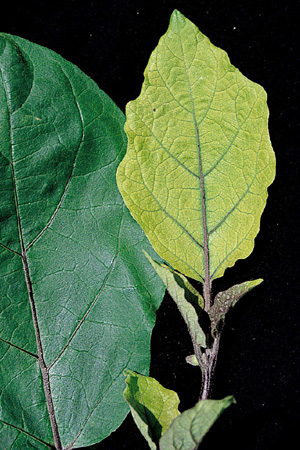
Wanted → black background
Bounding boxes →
[1,1,299,449]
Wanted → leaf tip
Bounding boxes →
[225,395,236,406]
[123,369,138,389]
[142,249,150,258]
[123,369,136,378]
[170,9,185,24]
[248,278,264,290]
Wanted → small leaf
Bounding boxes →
[0,34,165,449]
[124,370,180,449]
[185,355,199,366]
[159,396,235,450]
[209,279,263,332]
[117,9,276,283]
[145,253,208,348]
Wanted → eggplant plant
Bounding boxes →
[0,9,275,450]
[117,9,275,450]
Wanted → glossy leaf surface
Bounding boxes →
[159,396,235,450]
[124,370,180,449]
[117,10,275,282]
[0,34,165,449]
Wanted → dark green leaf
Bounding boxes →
[0,34,165,449]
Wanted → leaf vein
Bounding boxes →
[47,208,124,370]
[0,419,53,448]
[0,336,38,359]
[26,64,85,251]
[129,107,200,180]
[203,95,260,178]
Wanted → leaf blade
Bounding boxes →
[144,252,207,348]
[124,370,180,449]
[209,278,263,333]
[159,396,235,450]
[117,10,275,282]
[0,33,165,449]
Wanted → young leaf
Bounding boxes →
[123,370,180,449]
[209,279,263,333]
[145,253,208,349]
[117,10,276,284]
[0,34,165,449]
[185,355,199,366]
[159,396,235,450]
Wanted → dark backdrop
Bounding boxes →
[1,1,299,449]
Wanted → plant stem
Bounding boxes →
[199,332,221,400]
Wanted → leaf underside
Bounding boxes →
[144,253,207,348]
[159,396,235,450]
[0,34,165,449]
[124,370,180,449]
[117,9,276,282]
[209,278,263,332]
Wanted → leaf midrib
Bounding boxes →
[176,20,211,306]
[133,153,204,281]
[1,45,127,448]
[1,46,62,449]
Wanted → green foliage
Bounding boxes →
[159,396,235,450]
[123,372,234,450]
[117,9,276,282]
[117,10,275,448]
[1,8,276,450]
[0,34,165,449]
[145,252,208,349]
[209,279,263,335]
[124,370,180,449]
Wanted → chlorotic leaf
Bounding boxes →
[117,9,276,283]
[159,396,235,450]
[209,279,263,333]
[145,253,208,348]
[185,355,199,366]
[0,34,165,449]
[123,370,180,449]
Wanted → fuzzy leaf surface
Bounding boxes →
[145,253,207,348]
[209,278,263,333]
[159,396,235,450]
[117,10,276,282]
[0,34,165,449]
[124,370,180,449]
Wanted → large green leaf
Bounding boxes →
[117,9,276,283]
[159,396,235,450]
[0,34,165,449]
[123,370,180,449]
